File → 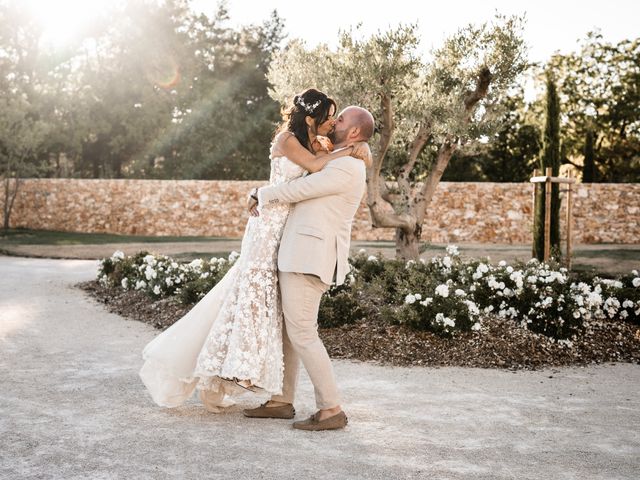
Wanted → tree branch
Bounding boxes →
[464,66,493,113]
[397,123,431,195]
[415,138,457,221]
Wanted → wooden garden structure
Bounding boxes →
[530,167,577,267]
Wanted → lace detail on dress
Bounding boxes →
[191,139,306,396]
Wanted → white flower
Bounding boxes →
[228,251,240,263]
[153,285,161,295]
[144,266,157,281]
[445,245,459,256]
[632,278,640,288]
[454,289,466,297]
[442,256,452,268]
[465,300,480,315]
[189,258,204,269]
[600,279,623,289]
[367,255,378,262]
[420,297,433,307]
[121,278,128,290]
[143,254,156,266]
[414,293,422,301]
[435,284,449,298]
[622,300,634,308]
[135,280,146,290]
[499,260,507,267]
[112,250,125,261]
[404,294,417,304]
[573,311,581,319]
[471,322,482,331]
[358,248,367,255]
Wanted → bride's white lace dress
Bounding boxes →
[139,137,305,408]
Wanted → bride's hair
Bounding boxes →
[276,88,336,152]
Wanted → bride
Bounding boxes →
[139,88,371,411]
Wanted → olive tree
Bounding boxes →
[268,15,528,259]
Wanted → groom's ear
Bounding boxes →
[350,126,361,139]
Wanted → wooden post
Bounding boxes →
[532,168,540,258]
[544,167,552,262]
[565,172,573,268]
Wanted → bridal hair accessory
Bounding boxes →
[296,97,321,114]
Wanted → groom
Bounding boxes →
[244,106,374,431]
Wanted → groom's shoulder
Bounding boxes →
[330,156,365,171]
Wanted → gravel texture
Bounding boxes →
[2,255,640,480]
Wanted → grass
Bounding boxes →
[0,228,235,246]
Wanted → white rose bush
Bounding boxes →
[97,250,236,302]
[97,247,640,340]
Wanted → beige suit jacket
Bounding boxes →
[258,156,366,285]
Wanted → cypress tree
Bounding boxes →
[533,73,562,261]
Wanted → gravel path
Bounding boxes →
[1,242,638,274]
[1,255,639,480]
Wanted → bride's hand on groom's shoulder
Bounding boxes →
[350,142,372,167]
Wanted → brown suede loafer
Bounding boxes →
[292,411,348,431]
[243,402,295,419]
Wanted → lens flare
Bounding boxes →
[147,57,181,90]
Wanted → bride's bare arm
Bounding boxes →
[276,133,353,173]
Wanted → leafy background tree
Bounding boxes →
[544,32,640,182]
[444,89,541,182]
[1,0,639,245]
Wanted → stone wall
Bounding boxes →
[2,179,639,244]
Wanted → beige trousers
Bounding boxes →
[271,271,340,410]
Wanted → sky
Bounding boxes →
[193,0,639,63]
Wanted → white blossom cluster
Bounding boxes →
[98,250,238,298]
[391,246,639,337]
[404,278,482,333]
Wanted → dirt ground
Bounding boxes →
[1,255,640,479]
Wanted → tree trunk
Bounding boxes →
[3,177,20,232]
[3,177,10,231]
[582,128,596,182]
[395,223,422,260]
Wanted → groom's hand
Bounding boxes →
[247,188,260,217]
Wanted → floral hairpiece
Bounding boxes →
[296,97,321,114]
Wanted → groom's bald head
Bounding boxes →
[346,106,374,140]
[331,106,375,145]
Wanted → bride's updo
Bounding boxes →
[277,88,336,152]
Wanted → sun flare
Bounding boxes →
[24,0,112,47]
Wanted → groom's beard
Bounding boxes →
[328,128,345,145]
